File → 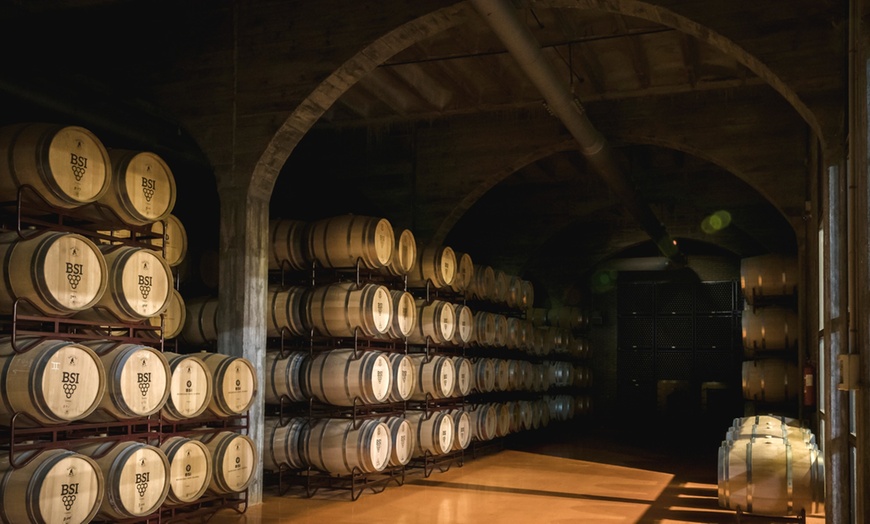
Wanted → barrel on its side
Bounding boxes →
[406,410,454,457]
[304,418,392,474]
[380,416,415,468]
[388,352,417,402]
[740,254,799,303]
[407,244,456,289]
[378,289,417,340]
[742,358,799,403]
[472,358,496,393]
[0,449,104,524]
[451,356,473,397]
[199,352,258,418]
[450,303,474,346]
[264,416,309,472]
[469,404,498,441]
[307,281,393,338]
[0,122,111,209]
[265,350,309,404]
[406,299,456,346]
[161,351,213,421]
[449,251,474,294]
[84,245,173,323]
[197,431,257,495]
[742,306,799,353]
[409,354,455,401]
[267,285,310,338]
[77,441,170,520]
[379,228,416,277]
[159,436,213,505]
[0,337,106,426]
[306,214,394,269]
[84,341,170,421]
[0,230,108,316]
[144,287,186,340]
[449,409,472,451]
[95,149,177,226]
[180,296,219,347]
[304,348,392,406]
[269,218,309,272]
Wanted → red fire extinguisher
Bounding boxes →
[803,360,816,407]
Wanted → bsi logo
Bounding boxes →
[61,483,78,511]
[141,177,156,202]
[135,472,150,497]
[69,152,88,182]
[137,372,152,397]
[65,262,83,289]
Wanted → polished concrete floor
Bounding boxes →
[210,420,825,524]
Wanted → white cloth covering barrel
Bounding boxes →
[304,418,392,475]
[388,352,417,402]
[77,440,170,520]
[158,436,213,505]
[0,123,111,209]
[306,214,394,269]
[265,350,309,404]
[198,352,258,418]
[264,416,309,472]
[0,449,104,524]
[307,281,393,338]
[304,348,392,406]
[406,299,456,346]
[161,351,213,421]
[83,341,170,421]
[0,230,108,316]
[381,416,415,467]
[406,410,454,457]
[196,431,257,495]
[408,353,455,400]
[0,337,106,426]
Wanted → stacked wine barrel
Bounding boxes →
[739,254,800,411]
[0,122,254,523]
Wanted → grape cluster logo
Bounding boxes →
[70,150,88,182]
[141,177,156,203]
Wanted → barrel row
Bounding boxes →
[740,254,799,304]
[527,305,589,332]
[265,349,592,407]
[0,122,177,227]
[0,432,255,524]
[0,339,256,427]
[718,415,824,516]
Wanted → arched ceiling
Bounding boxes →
[0,0,844,303]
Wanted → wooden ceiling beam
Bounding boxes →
[614,14,651,89]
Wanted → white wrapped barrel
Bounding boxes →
[449,251,474,293]
[472,357,496,393]
[0,123,111,208]
[0,449,104,524]
[740,254,799,303]
[451,356,473,397]
[469,404,498,441]
[268,218,308,272]
[159,436,213,505]
[304,418,392,474]
[408,353,455,400]
[161,351,213,421]
[77,441,169,520]
[264,416,309,472]
[304,348,392,406]
[84,245,173,323]
[306,214,394,269]
[406,299,456,345]
[742,306,798,352]
[84,342,170,421]
[450,303,474,346]
[471,310,496,347]
[0,337,106,426]
[407,244,456,289]
[0,230,107,316]
[93,149,176,226]
[742,359,799,403]
[267,285,310,338]
[307,281,393,338]
[197,431,257,495]
[449,409,472,451]
[470,264,495,301]
[388,352,417,402]
[379,228,416,277]
[180,296,218,346]
[406,410,454,457]
[265,350,309,404]
[381,416,415,467]
[198,352,258,417]
[718,437,824,515]
[378,289,416,340]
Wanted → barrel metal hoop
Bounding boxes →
[745,441,753,513]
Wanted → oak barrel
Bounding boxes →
[77,441,170,519]
[406,410,454,457]
[471,310,496,347]
[742,306,798,353]
[307,281,393,338]
[264,416,308,472]
[469,264,495,301]
[306,214,394,269]
[407,244,456,289]
[84,245,173,322]
[492,270,509,304]
[451,356,473,397]
[450,303,474,346]
[378,288,417,340]
[388,352,417,402]
[265,350,309,404]
[718,437,824,515]
[742,358,799,403]
[304,348,392,406]
[726,415,815,446]
[0,123,111,209]
[472,357,496,393]
[495,402,512,437]
[380,228,417,276]
[381,416,415,467]
[158,436,213,505]
[492,313,508,348]
[83,342,170,421]
[197,431,257,495]
[180,296,219,346]
[161,351,213,421]
[145,287,186,340]
[740,254,799,303]
[96,149,177,226]
[0,449,103,524]
[494,359,511,392]
[469,403,498,441]
[0,337,106,426]
[102,215,188,268]
[0,230,107,316]
[198,352,257,417]
[406,298,456,345]
[408,353,455,400]
[449,409,472,451]
[268,218,309,272]
[449,251,474,293]
[267,285,310,338]
[304,418,392,474]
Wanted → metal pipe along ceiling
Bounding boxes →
[470,0,685,265]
